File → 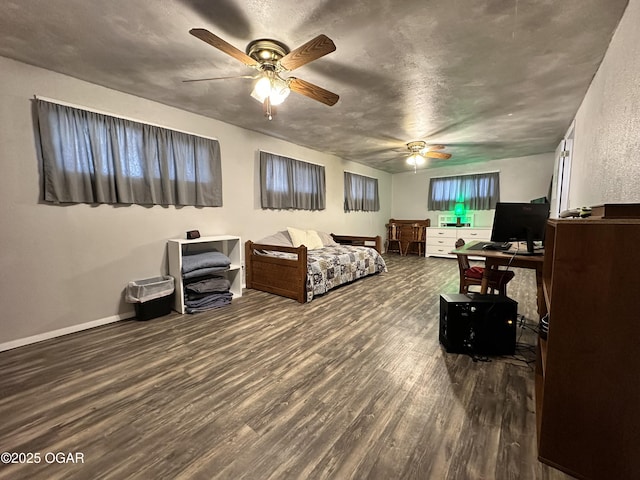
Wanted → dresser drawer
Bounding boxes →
[460,228,491,242]
[426,245,454,256]
[426,236,455,248]
[428,228,457,239]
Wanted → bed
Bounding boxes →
[245,230,386,303]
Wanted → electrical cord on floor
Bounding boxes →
[471,353,491,363]
[466,348,534,368]
[499,347,536,370]
[461,327,492,363]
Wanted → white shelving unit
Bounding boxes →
[167,235,242,314]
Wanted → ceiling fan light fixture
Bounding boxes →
[251,75,291,106]
[269,77,290,105]
[406,153,425,166]
[406,141,428,167]
[251,76,272,102]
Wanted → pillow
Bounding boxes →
[317,231,340,247]
[286,227,307,248]
[287,227,325,250]
[255,230,293,247]
[305,230,325,250]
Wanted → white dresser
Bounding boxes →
[426,227,491,258]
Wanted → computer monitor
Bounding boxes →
[530,196,549,204]
[490,202,550,255]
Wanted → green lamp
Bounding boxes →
[454,202,466,226]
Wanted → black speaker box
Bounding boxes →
[439,293,518,356]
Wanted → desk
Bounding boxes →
[452,241,546,318]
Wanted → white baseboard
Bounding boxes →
[0,311,136,352]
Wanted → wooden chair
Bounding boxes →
[404,223,426,256]
[385,223,402,255]
[454,238,515,295]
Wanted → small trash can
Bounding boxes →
[126,276,175,321]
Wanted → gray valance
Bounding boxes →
[36,99,223,206]
[344,172,380,212]
[428,172,500,210]
[260,151,325,210]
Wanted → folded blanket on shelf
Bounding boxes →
[182,266,229,280]
[186,291,222,301]
[185,292,233,313]
[184,276,231,294]
[182,251,231,274]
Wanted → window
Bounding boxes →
[344,172,380,212]
[260,151,325,210]
[36,99,222,206]
[428,172,500,210]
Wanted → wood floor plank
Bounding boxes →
[0,255,572,480]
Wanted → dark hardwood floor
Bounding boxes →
[0,254,572,480]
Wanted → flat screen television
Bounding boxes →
[490,202,550,255]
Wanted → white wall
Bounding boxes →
[391,153,555,228]
[0,56,391,348]
[568,0,640,206]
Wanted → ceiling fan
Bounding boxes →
[406,141,452,171]
[186,28,339,120]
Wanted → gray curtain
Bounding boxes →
[260,151,325,210]
[428,172,500,210]
[36,99,222,206]
[344,172,380,212]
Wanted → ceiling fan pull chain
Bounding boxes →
[263,97,274,121]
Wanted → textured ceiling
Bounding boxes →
[0,0,629,173]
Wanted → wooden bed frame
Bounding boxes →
[245,234,382,303]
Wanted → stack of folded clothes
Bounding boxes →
[181,250,233,313]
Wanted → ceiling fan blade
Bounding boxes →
[189,28,258,67]
[182,74,257,83]
[288,77,339,106]
[426,145,446,151]
[279,34,336,71]
[424,151,452,160]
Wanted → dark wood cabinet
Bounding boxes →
[536,217,640,479]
